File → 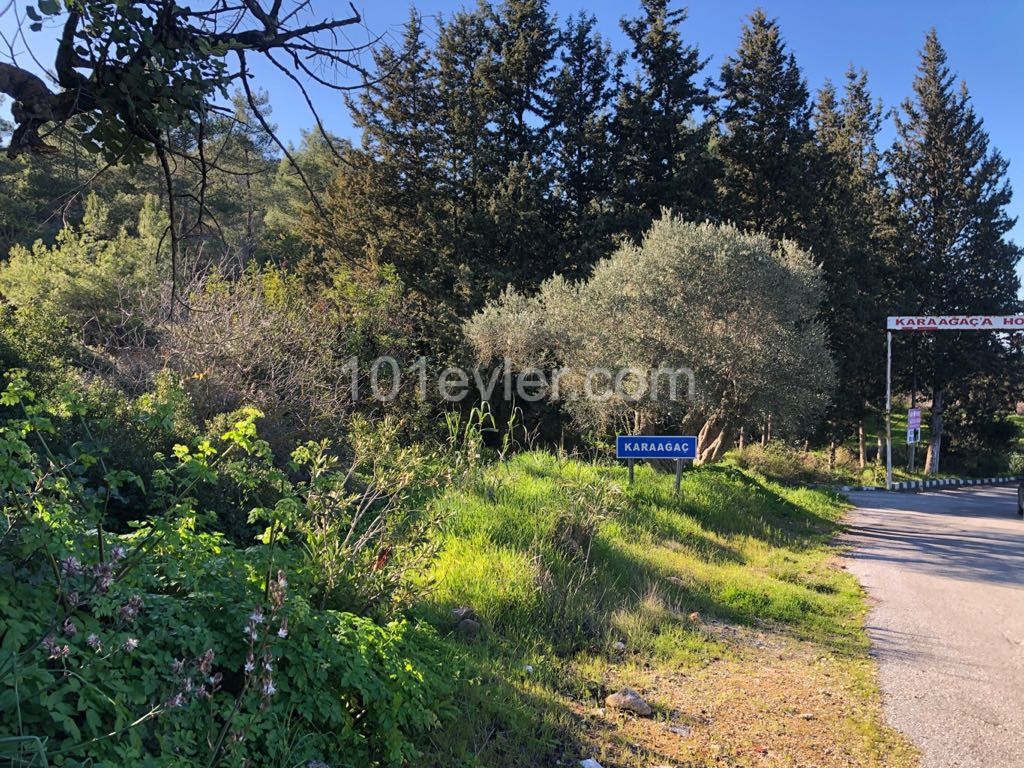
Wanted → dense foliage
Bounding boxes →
[466,219,835,462]
[1,3,1021,765]
[0,373,460,766]
[2,1,1019,469]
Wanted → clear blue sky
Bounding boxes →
[2,0,1023,285]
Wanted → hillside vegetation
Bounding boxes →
[420,452,916,766]
[3,1,1021,765]
[0,375,915,766]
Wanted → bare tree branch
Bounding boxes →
[0,1,366,158]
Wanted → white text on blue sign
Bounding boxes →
[616,436,697,459]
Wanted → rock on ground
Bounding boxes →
[605,687,653,717]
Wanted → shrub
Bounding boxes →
[1009,451,1024,475]
[0,374,457,766]
[163,265,431,457]
[0,193,165,354]
[731,443,819,484]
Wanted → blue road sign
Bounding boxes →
[616,435,697,460]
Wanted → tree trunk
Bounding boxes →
[696,418,714,459]
[697,425,735,465]
[924,389,944,475]
[858,421,867,469]
[876,434,883,466]
[738,426,745,451]
[828,440,837,471]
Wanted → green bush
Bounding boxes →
[1009,451,1024,475]
[0,374,457,766]
[0,192,165,352]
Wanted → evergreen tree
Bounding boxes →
[888,30,1022,473]
[480,0,557,168]
[350,12,443,191]
[433,0,561,307]
[715,10,815,244]
[480,0,560,294]
[812,69,894,464]
[545,13,616,277]
[611,0,712,237]
[206,91,279,266]
[314,12,453,300]
[264,130,345,267]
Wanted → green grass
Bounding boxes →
[733,405,1022,488]
[417,451,873,765]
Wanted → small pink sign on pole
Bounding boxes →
[907,408,922,429]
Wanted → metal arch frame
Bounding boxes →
[885,315,1024,490]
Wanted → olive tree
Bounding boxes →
[465,215,835,463]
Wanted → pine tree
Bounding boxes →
[215,92,278,264]
[350,11,443,188]
[715,10,815,244]
[315,12,453,300]
[545,13,616,278]
[481,0,557,168]
[433,0,562,308]
[482,0,560,291]
[812,69,894,463]
[889,30,1022,474]
[611,0,712,237]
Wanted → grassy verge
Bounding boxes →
[417,452,916,767]
[727,441,959,488]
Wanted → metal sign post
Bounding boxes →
[886,331,893,490]
[907,407,921,472]
[906,408,922,467]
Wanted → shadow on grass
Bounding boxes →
[626,464,845,550]
[418,638,594,768]
[420,453,871,762]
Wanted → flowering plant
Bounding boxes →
[0,373,454,766]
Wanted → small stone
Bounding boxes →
[687,611,701,623]
[455,618,481,637]
[799,712,815,720]
[579,760,603,768]
[611,640,626,653]
[668,724,692,737]
[524,664,534,674]
[605,687,653,717]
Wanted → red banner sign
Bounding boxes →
[887,315,1024,331]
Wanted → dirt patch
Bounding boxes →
[566,625,918,768]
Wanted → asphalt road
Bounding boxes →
[843,486,1024,768]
